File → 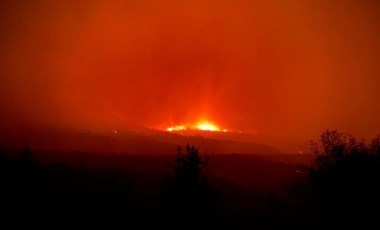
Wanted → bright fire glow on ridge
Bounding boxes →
[196,122,220,131]
[166,125,186,132]
[165,121,225,132]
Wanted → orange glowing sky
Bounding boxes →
[0,0,379,138]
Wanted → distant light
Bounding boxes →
[223,129,228,132]
[299,150,303,154]
[114,130,118,134]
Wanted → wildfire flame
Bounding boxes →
[166,125,186,132]
[196,122,220,131]
[165,121,223,132]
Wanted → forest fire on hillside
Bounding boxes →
[166,121,225,132]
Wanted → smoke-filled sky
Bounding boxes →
[1,0,379,138]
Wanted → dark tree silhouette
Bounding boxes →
[161,145,223,229]
[292,130,380,229]
[21,147,32,162]
[171,145,208,186]
[370,135,380,155]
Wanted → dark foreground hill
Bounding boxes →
[0,148,305,229]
